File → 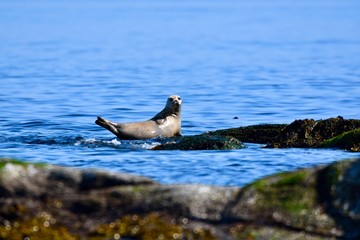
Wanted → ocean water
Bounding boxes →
[0,0,359,186]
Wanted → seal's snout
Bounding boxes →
[168,95,181,107]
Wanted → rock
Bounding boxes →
[224,168,340,237]
[208,124,288,144]
[0,158,155,198]
[1,158,360,239]
[151,134,244,150]
[266,116,360,148]
[0,158,239,239]
[318,128,360,152]
[317,159,360,238]
[206,117,360,150]
[225,158,360,239]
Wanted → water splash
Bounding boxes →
[75,137,161,150]
[1,134,161,150]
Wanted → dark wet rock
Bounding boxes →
[1,158,360,239]
[208,124,288,144]
[206,117,360,150]
[318,128,360,152]
[267,116,360,148]
[151,134,244,150]
[317,159,360,238]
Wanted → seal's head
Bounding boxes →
[166,95,182,113]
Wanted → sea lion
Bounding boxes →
[95,95,182,140]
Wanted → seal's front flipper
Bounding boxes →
[155,118,166,125]
[95,116,119,136]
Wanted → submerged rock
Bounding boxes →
[1,158,360,239]
[151,134,244,150]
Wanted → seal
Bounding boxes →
[95,95,182,140]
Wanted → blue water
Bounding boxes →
[1,0,360,186]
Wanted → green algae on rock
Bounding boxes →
[230,224,327,240]
[225,168,340,237]
[151,134,244,150]
[267,116,360,148]
[206,117,360,150]
[0,216,77,240]
[318,128,360,152]
[0,158,46,170]
[0,158,229,239]
[91,212,215,240]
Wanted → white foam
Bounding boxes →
[74,138,97,146]
[109,138,121,145]
[140,142,161,150]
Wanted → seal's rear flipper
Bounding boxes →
[95,116,119,136]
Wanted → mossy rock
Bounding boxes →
[0,216,78,240]
[251,170,317,214]
[318,128,360,151]
[2,157,360,238]
[152,134,244,150]
[90,212,215,240]
[208,116,360,148]
[0,158,46,170]
[230,224,327,240]
[208,124,288,144]
[0,213,215,240]
[226,168,339,236]
[268,116,360,148]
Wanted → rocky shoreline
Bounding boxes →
[1,158,360,239]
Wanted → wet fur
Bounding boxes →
[96,95,182,140]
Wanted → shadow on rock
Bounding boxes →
[316,159,360,239]
[152,135,244,150]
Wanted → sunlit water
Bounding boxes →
[1,0,360,186]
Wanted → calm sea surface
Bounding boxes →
[1,0,360,186]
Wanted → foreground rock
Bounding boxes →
[1,158,360,239]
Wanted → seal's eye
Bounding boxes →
[178,97,181,100]
[169,98,173,101]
